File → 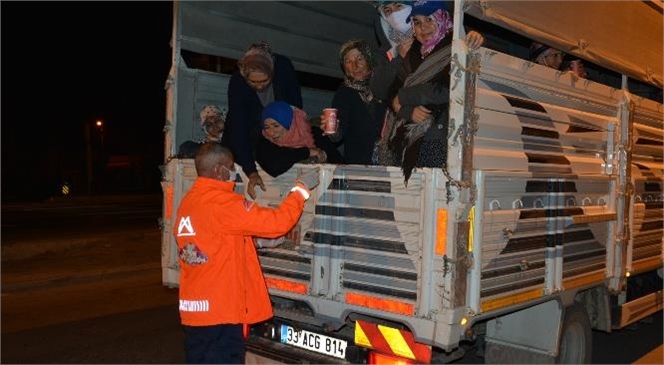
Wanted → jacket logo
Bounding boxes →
[179,243,208,265]
[243,199,254,211]
[177,216,195,236]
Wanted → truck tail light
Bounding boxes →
[369,351,416,365]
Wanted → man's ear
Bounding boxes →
[212,162,224,180]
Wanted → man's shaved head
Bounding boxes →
[194,143,234,178]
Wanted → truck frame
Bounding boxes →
[160,1,663,363]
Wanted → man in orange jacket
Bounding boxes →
[174,142,319,364]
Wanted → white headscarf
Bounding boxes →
[379,4,414,57]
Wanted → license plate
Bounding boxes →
[280,325,347,359]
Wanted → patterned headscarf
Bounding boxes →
[199,105,226,142]
[376,1,415,53]
[199,105,225,126]
[339,39,376,103]
[238,41,275,78]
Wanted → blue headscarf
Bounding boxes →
[261,101,294,129]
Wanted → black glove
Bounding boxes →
[296,167,320,190]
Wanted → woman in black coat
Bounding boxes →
[323,39,386,166]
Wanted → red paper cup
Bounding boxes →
[323,108,338,135]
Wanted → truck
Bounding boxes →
[160,1,663,363]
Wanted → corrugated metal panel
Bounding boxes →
[470,46,622,304]
[630,95,663,274]
[253,164,425,304]
[478,175,610,299]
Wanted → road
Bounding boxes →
[1,195,662,364]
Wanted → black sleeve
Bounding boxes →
[370,56,403,103]
[397,82,449,107]
[226,72,259,175]
[255,136,310,178]
[312,128,344,164]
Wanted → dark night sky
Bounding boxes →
[2,1,173,201]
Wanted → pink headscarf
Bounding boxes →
[419,9,453,58]
[262,107,315,149]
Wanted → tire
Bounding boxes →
[556,303,593,364]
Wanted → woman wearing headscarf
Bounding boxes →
[529,42,565,70]
[256,101,343,178]
[199,105,226,143]
[321,39,386,165]
[370,2,416,105]
[223,41,303,198]
[375,1,415,62]
[529,41,589,78]
[374,0,484,184]
[177,105,227,158]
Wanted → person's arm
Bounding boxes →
[255,136,309,177]
[224,168,320,238]
[226,72,259,175]
[312,128,344,163]
[397,82,449,108]
[370,55,404,103]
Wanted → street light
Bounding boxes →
[96,119,105,148]
[85,119,105,194]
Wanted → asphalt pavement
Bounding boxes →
[1,194,163,291]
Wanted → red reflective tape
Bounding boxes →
[345,292,414,315]
[265,277,308,294]
[165,185,174,218]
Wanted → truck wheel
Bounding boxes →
[556,303,592,364]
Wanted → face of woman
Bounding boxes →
[204,117,224,141]
[412,14,438,44]
[246,70,272,92]
[540,50,565,70]
[343,48,371,82]
[263,118,288,142]
[379,2,407,17]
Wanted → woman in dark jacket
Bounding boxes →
[256,101,343,178]
[375,1,483,184]
[323,39,386,165]
[223,42,303,198]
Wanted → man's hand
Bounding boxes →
[247,172,266,200]
[255,236,285,249]
[465,31,484,50]
[296,167,320,190]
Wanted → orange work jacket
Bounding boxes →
[174,177,305,326]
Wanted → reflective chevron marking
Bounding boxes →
[354,320,431,363]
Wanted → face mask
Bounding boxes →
[222,165,238,182]
[385,6,412,35]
